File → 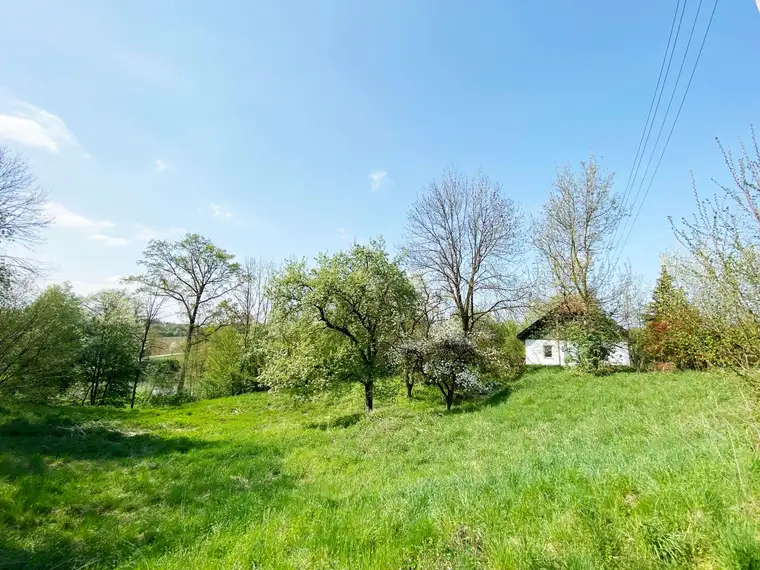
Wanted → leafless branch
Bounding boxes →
[404,167,529,334]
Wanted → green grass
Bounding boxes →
[1,369,759,569]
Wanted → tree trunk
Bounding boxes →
[132,329,149,409]
[100,378,112,405]
[130,369,140,409]
[459,309,471,336]
[445,374,456,410]
[364,381,374,412]
[405,374,414,399]
[90,379,98,406]
[178,324,194,394]
[80,385,92,407]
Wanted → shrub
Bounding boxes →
[562,307,624,374]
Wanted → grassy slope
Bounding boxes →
[1,369,759,569]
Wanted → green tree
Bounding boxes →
[127,233,240,394]
[395,275,444,398]
[0,283,83,401]
[78,290,141,406]
[266,239,416,411]
[642,264,706,370]
[562,305,624,373]
[202,326,244,398]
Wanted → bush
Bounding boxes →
[472,319,525,376]
[562,308,624,374]
[140,359,181,405]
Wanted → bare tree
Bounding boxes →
[405,167,527,335]
[227,257,274,357]
[533,156,627,310]
[397,274,446,398]
[0,147,49,282]
[130,288,165,408]
[126,234,240,393]
[670,128,760,378]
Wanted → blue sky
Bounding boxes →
[0,0,758,296]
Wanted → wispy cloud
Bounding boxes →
[155,159,168,172]
[68,275,134,296]
[43,202,114,230]
[43,202,133,246]
[88,234,131,247]
[369,170,389,192]
[134,224,185,242]
[0,101,82,155]
[206,203,233,220]
[337,227,349,241]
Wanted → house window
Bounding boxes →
[543,344,553,358]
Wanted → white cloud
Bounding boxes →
[88,234,131,247]
[155,159,168,172]
[337,227,349,241]
[0,102,81,154]
[209,203,233,220]
[134,224,185,242]
[43,202,133,246]
[68,276,135,296]
[369,170,389,192]
[43,202,114,230]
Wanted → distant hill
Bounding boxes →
[152,322,189,337]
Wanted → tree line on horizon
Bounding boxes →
[1,127,759,410]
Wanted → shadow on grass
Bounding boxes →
[0,415,206,466]
[450,384,516,415]
[306,411,364,430]
[0,410,295,570]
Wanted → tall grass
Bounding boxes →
[1,368,759,569]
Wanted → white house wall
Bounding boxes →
[524,339,631,367]
[525,339,571,366]
[607,344,631,366]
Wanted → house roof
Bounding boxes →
[516,298,586,341]
[516,296,625,341]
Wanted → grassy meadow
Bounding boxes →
[1,368,759,569]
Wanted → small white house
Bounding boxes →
[516,305,631,367]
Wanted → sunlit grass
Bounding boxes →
[1,368,759,569]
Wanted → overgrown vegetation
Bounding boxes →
[1,369,758,569]
[2,89,760,568]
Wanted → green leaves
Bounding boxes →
[562,306,624,373]
[265,239,416,410]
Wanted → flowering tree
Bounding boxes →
[265,239,416,411]
[400,321,485,410]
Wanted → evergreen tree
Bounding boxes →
[643,264,706,369]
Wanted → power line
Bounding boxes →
[609,0,705,266]
[619,0,687,210]
[611,0,720,270]
[604,0,688,271]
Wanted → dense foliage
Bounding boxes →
[642,265,709,370]
[265,239,417,410]
[5,134,760,410]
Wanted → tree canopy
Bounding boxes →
[266,239,416,410]
[405,168,527,334]
[127,233,240,393]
